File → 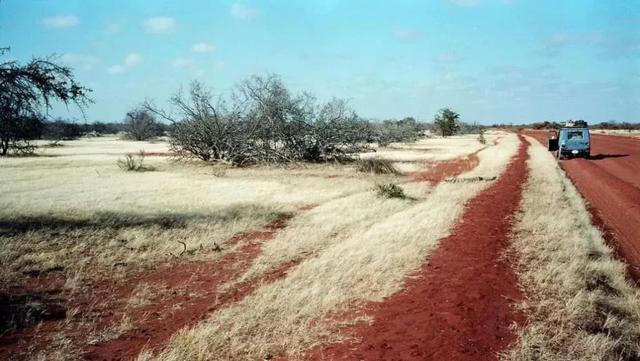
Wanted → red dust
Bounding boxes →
[140,151,175,157]
[307,138,528,361]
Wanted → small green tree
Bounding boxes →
[433,108,460,137]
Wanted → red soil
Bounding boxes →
[525,131,640,282]
[307,137,528,361]
[140,151,175,157]
[411,150,482,183]
[0,215,297,361]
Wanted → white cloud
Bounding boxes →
[107,53,142,75]
[107,65,125,75]
[448,0,481,7]
[41,15,79,29]
[60,53,99,71]
[124,53,142,67]
[192,42,216,53]
[144,17,176,34]
[172,57,192,68]
[230,3,260,20]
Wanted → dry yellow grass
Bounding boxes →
[502,136,640,361]
[0,134,502,288]
[138,133,520,361]
[361,134,487,162]
[1,132,509,360]
[0,137,372,287]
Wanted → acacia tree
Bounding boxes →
[434,108,460,137]
[0,50,92,155]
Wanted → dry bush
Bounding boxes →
[356,158,400,175]
[375,183,406,199]
[477,128,486,144]
[123,109,164,141]
[117,151,155,172]
[373,117,425,146]
[145,75,372,165]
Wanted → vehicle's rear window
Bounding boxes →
[567,130,584,140]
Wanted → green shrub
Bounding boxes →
[357,158,400,175]
[375,183,406,199]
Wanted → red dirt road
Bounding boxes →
[526,132,640,282]
[308,137,528,361]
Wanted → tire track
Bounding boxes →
[307,137,528,361]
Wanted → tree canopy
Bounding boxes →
[434,108,460,137]
[0,50,92,155]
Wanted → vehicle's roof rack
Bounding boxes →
[564,120,588,128]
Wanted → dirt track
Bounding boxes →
[526,132,640,282]
[307,137,528,360]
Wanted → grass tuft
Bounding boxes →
[375,183,406,199]
[356,158,400,175]
[117,151,156,172]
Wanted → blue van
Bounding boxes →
[547,120,591,159]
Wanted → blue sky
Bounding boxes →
[1,0,639,124]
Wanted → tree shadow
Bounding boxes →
[0,205,278,237]
[0,291,66,333]
[588,154,629,160]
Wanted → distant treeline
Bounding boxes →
[491,121,640,130]
[39,116,487,143]
[38,119,172,141]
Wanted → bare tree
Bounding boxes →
[0,51,92,155]
[124,108,162,141]
[239,75,369,163]
[146,75,372,165]
[239,74,314,162]
[145,81,253,164]
[307,98,370,161]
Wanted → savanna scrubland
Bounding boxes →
[2,129,639,361]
